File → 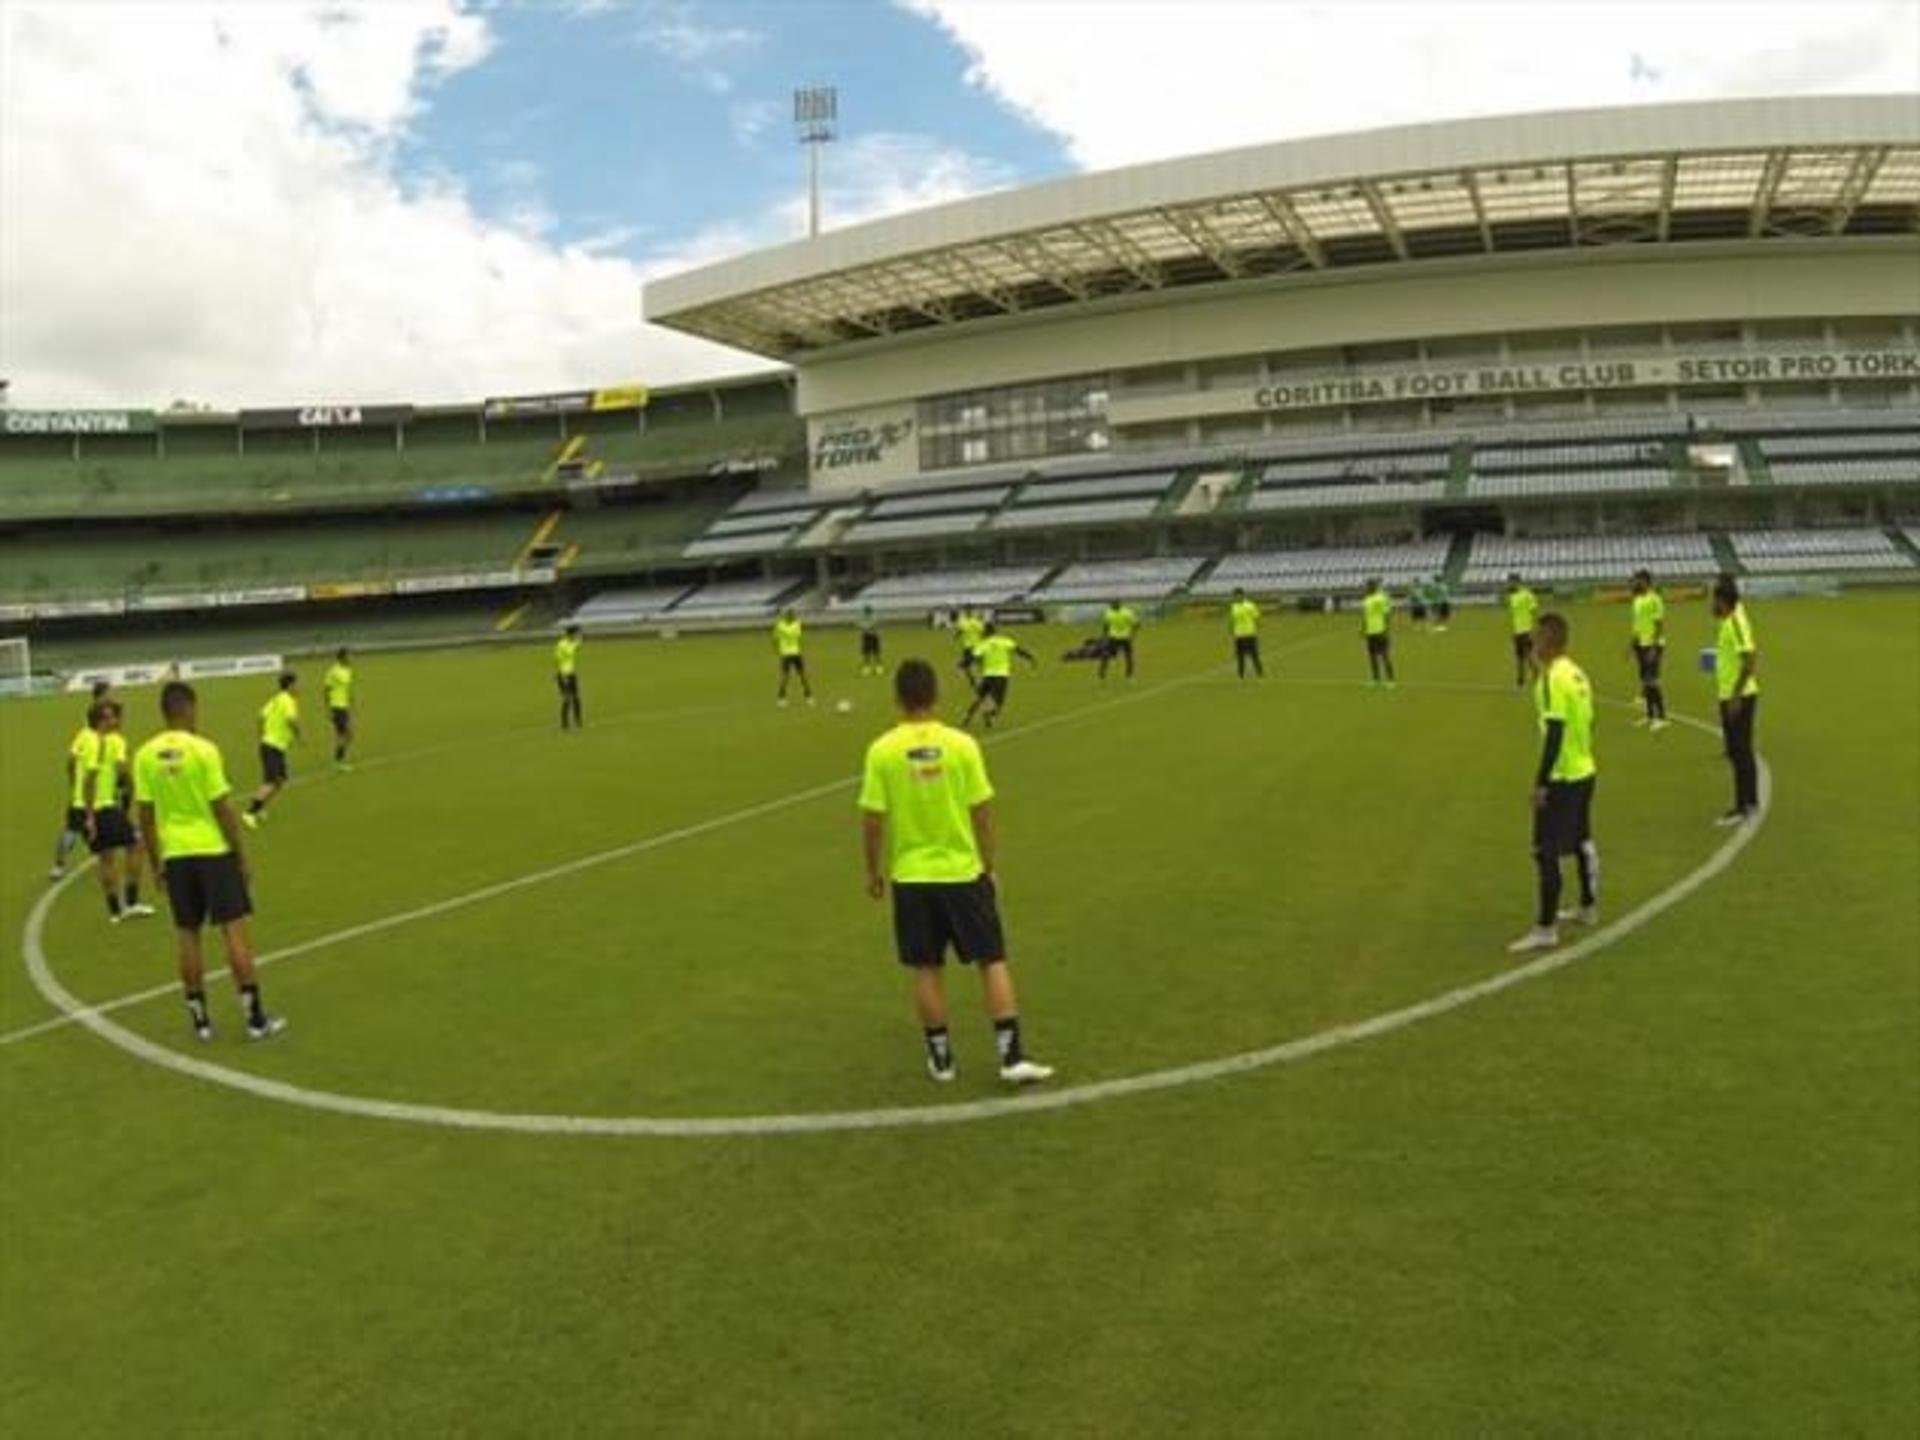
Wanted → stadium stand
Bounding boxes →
[1014,471,1178,504]
[568,585,695,626]
[869,487,1014,517]
[838,565,1053,612]
[1192,538,1452,596]
[1249,481,1443,510]
[663,577,807,620]
[1767,459,1920,487]
[992,498,1159,530]
[1035,557,1205,601]
[1461,532,1718,584]
[1466,469,1673,499]
[1728,528,1914,573]
[840,512,990,544]
[684,530,800,559]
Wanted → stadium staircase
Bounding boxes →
[1888,525,1920,566]
[1709,533,1742,574]
[1441,532,1474,585]
[1737,438,1775,485]
[1444,442,1473,500]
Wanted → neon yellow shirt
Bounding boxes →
[774,617,804,657]
[555,636,580,676]
[1103,605,1139,640]
[260,691,299,752]
[956,614,986,654]
[1362,592,1391,636]
[1630,590,1665,647]
[133,730,233,859]
[858,720,994,883]
[92,731,130,812]
[325,662,353,709]
[1229,599,1260,638]
[976,634,1021,678]
[68,726,100,807]
[1715,604,1759,701]
[1508,586,1540,636]
[1536,655,1596,782]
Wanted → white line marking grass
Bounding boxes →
[15,652,1767,1139]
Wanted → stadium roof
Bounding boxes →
[645,96,1920,360]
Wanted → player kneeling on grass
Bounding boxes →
[860,659,1052,1086]
[1509,613,1599,954]
[134,681,284,1042]
[87,701,156,923]
[961,623,1037,729]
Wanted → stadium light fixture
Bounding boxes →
[793,85,838,239]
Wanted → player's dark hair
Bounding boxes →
[1633,568,1652,583]
[895,658,938,711]
[87,701,110,726]
[1713,574,1740,607]
[90,680,111,700]
[336,646,349,661]
[1536,612,1570,649]
[160,681,196,720]
[279,671,297,690]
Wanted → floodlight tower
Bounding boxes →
[793,85,837,239]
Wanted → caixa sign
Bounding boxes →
[813,418,914,470]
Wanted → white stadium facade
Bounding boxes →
[637,95,1920,604]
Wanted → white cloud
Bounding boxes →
[729,97,782,147]
[904,0,1920,170]
[0,0,762,408]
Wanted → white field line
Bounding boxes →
[7,642,1321,1049]
[12,671,1768,1136]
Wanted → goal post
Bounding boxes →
[0,636,30,698]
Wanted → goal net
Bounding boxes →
[0,636,30,699]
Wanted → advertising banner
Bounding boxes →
[217,586,307,607]
[308,580,395,601]
[483,390,592,420]
[590,384,650,411]
[71,653,286,693]
[393,568,555,595]
[807,402,920,488]
[2,409,156,435]
[237,404,413,429]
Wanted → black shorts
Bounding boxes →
[330,707,351,735]
[1513,633,1535,658]
[1436,601,1452,620]
[556,673,580,696]
[164,853,252,929]
[1534,777,1596,856]
[87,807,136,854]
[860,632,881,658]
[1106,637,1134,657]
[780,654,806,674]
[259,744,289,786]
[977,675,1010,706]
[891,877,1006,968]
[1234,636,1260,657]
[64,805,88,834]
[1409,600,1429,620]
[1366,633,1390,656]
[1633,644,1664,684]
[958,650,979,672]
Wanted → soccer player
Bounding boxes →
[1429,573,1453,631]
[325,646,356,766]
[774,607,813,706]
[134,681,284,1042]
[555,624,584,730]
[1505,573,1540,687]
[954,607,986,686]
[50,706,100,879]
[1361,578,1395,686]
[87,702,155,922]
[1711,575,1762,825]
[859,658,1052,1086]
[1228,587,1264,678]
[1098,599,1139,680]
[243,671,300,829]
[857,605,883,677]
[961,623,1038,729]
[1627,569,1670,730]
[1509,612,1599,953]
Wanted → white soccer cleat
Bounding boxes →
[1648,718,1671,732]
[241,812,260,831]
[1714,809,1749,828]
[48,865,65,881]
[999,1059,1055,1085]
[1506,927,1560,954]
[246,1015,287,1041]
[108,911,124,926]
[193,1022,213,1043]
[124,902,157,919]
[1631,715,1650,728]
[776,698,788,709]
[1557,905,1600,926]
[927,1059,957,1084]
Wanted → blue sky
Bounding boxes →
[400,1,1070,263]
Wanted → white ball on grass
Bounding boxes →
[835,699,854,714]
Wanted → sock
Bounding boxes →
[55,829,78,865]
[335,743,346,762]
[240,983,267,1027]
[923,1027,953,1072]
[125,881,139,906]
[1578,842,1600,908]
[993,1016,1023,1066]
[185,990,210,1030]
[1650,685,1666,719]
[105,893,122,918]
[246,797,263,816]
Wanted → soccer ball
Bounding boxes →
[835,699,854,714]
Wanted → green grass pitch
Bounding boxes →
[2,593,1915,1435]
